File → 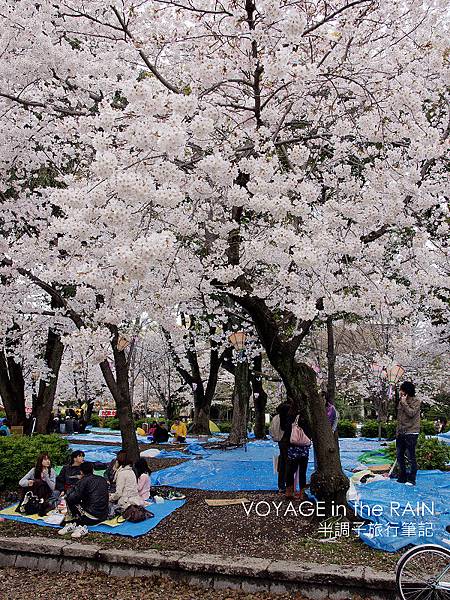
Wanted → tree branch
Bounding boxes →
[110,6,181,94]
[302,0,373,37]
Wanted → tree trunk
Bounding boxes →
[192,386,211,434]
[252,355,267,439]
[0,350,26,426]
[227,359,250,445]
[163,324,224,435]
[100,328,139,462]
[34,329,64,433]
[326,317,336,404]
[233,295,349,510]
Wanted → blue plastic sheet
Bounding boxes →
[439,431,450,445]
[68,432,148,444]
[1,501,185,538]
[69,444,121,463]
[349,471,450,552]
[151,438,383,491]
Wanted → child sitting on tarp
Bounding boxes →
[134,458,151,504]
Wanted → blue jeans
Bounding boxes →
[396,433,419,483]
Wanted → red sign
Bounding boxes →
[99,409,117,417]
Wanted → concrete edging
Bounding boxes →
[0,536,396,599]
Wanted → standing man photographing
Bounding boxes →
[396,381,421,486]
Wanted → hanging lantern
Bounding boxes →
[388,364,405,385]
[116,336,130,352]
[228,331,247,351]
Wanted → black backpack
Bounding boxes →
[19,492,41,515]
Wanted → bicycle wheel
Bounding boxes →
[396,544,450,600]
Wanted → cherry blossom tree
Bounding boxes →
[1,0,448,503]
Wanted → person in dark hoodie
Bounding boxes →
[58,461,109,538]
[55,450,85,493]
[278,400,297,495]
[152,421,169,443]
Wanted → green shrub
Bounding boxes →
[384,421,397,439]
[361,420,397,438]
[361,420,382,438]
[0,434,70,490]
[218,421,232,433]
[417,436,450,469]
[420,420,437,435]
[338,419,356,438]
[89,413,100,427]
[103,417,120,430]
[387,435,450,471]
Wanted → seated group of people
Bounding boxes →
[148,418,187,443]
[18,449,152,539]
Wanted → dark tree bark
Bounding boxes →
[99,325,139,462]
[232,295,349,509]
[0,345,26,426]
[163,322,226,435]
[251,354,268,439]
[326,317,336,405]
[5,264,140,456]
[33,328,64,433]
[227,359,251,445]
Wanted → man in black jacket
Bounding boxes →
[58,462,109,538]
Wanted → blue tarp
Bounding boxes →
[152,438,386,490]
[69,443,207,463]
[350,471,450,552]
[1,501,185,538]
[68,432,149,444]
[69,444,121,463]
[439,431,450,445]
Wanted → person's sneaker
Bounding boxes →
[58,522,77,536]
[167,491,186,500]
[71,525,89,539]
[405,482,415,486]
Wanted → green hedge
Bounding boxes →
[89,413,100,427]
[387,435,450,471]
[218,421,232,433]
[420,420,438,435]
[360,420,397,438]
[0,434,70,490]
[362,419,439,439]
[337,419,356,438]
[103,417,120,430]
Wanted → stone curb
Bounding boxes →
[0,536,396,599]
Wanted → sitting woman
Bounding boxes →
[18,453,56,506]
[134,458,151,503]
[109,451,143,512]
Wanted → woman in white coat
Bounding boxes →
[109,451,143,511]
